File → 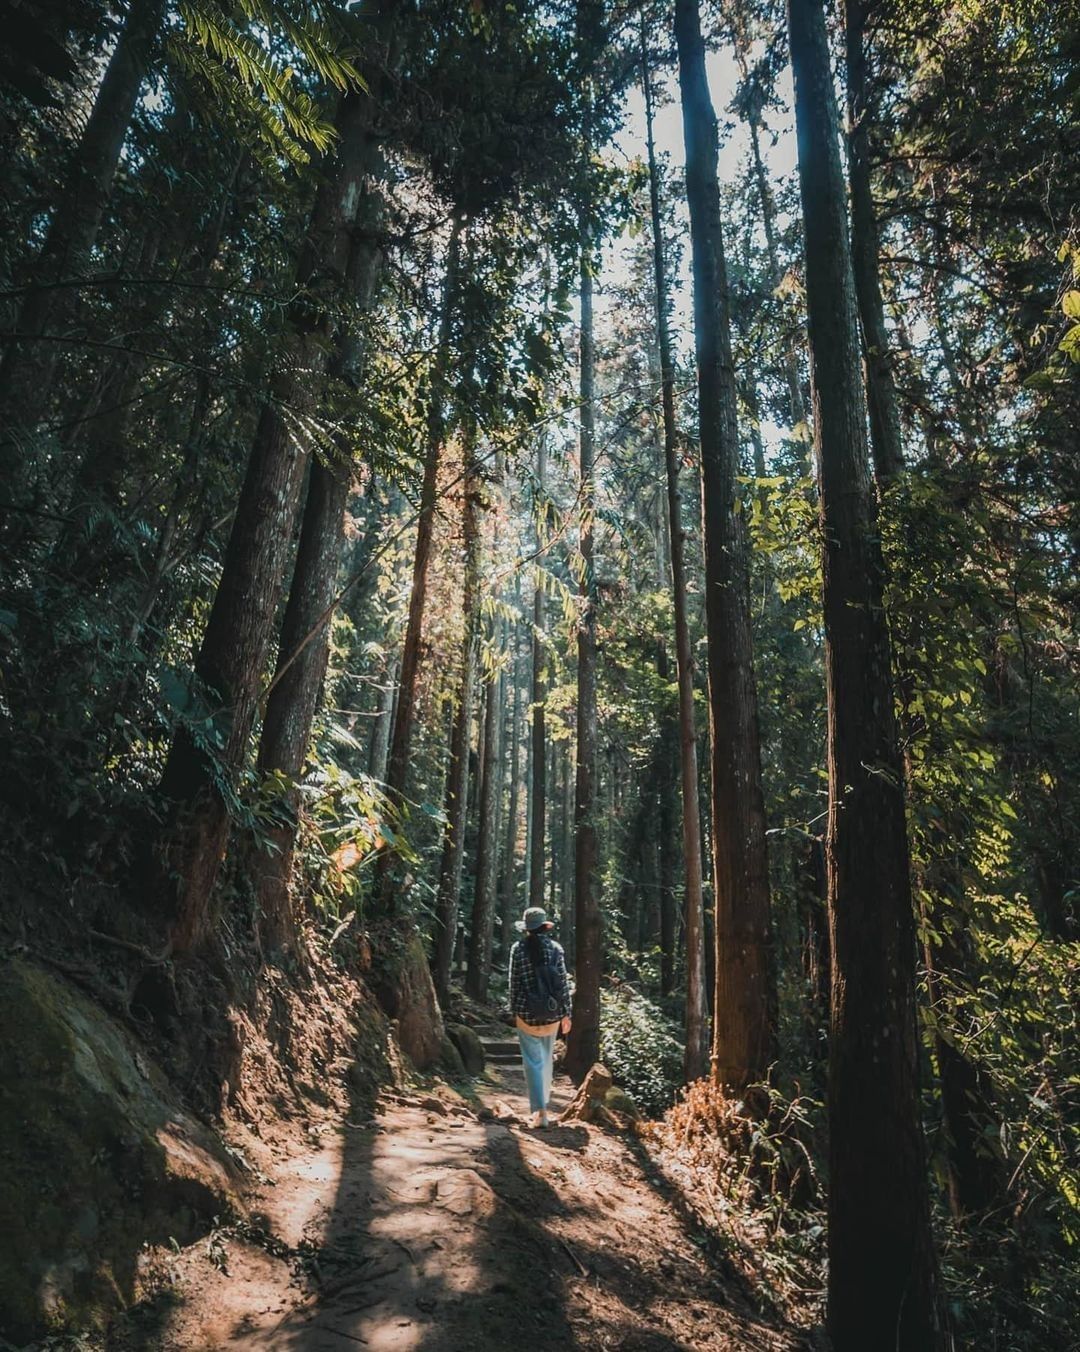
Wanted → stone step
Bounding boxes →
[479,1038,520,1064]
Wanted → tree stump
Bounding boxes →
[559,1062,614,1124]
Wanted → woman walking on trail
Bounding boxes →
[508,906,573,1128]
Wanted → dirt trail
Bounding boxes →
[117,1060,804,1351]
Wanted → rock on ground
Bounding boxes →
[0,959,240,1343]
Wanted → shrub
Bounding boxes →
[599,983,684,1117]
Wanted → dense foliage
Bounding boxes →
[0,0,1077,1345]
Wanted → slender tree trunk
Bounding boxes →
[917,870,1006,1218]
[127,372,210,645]
[498,615,524,957]
[565,215,601,1083]
[466,625,501,1000]
[432,429,482,1002]
[560,737,575,961]
[788,0,946,1343]
[617,773,652,952]
[376,213,464,911]
[657,656,678,999]
[674,0,775,1091]
[844,0,904,484]
[369,649,399,783]
[157,90,385,953]
[523,721,533,908]
[547,742,558,916]
[528,437,548,911]
[0,0,166,448]
[643,29,709,1078]
[797,832,830,1047]
[738,55,809,454]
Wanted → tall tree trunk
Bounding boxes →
[643,27,709,1079]
[732,43,809,455]
[63,146,244,555]
[565,214,601,1083]
[498,614,524,957]
[547,741,558,915]
[917,866,1006,1218]
[560,737,575,961]
[465,623,501,1000]
[528,437,548,911]
[657,657,678,1000]
[844,0,904,484]
[0,0,165,447]
[797,832,830,1048]
[788,0,946,1344]
[157,91,385,953]
[376,213,464,911]
[431,429,482,1002]
[253,162,385,952]
[674,0,775,1091]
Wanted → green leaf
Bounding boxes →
[1062,290,1080,319]
[1059,324,1080,362]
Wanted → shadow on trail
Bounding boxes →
[257,1071,590,1351]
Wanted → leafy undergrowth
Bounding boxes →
[641,1078,827,1330]
[599,982,685,1117]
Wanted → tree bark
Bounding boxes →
[432,430,482,1002]
[731,37,809,456]
[465,620,501,1000]
[560,736,576,962]
[0,0,166,448]
[157,90,386,953]
[564,219,601,1083]
[844,0,905,484]
[788,0,946,1344]
[917,872,1006,1218]
[498,613,524,957]
[528,436,548,912]
[252,161,386,953]
[376,212,464,912]
[657,664,678,1000]
[674,0,775,1092]
[642,28,709,1078]
[61,144,245,564]
[369,648,399,784]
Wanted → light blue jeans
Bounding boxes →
[517,1026,556,1114]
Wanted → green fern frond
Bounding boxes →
[170,0,365,163]
[167,35,312,168]
[234,0,366,94]
[176,4,337,151]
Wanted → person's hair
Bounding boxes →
[525,927,545,965]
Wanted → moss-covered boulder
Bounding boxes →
[0,959,240,1344]
[438,1033,466,1079]
[447,1023,486,1076]
[604,1086,642,1121]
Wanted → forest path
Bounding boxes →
[121,1061,802,1351]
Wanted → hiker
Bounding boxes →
[508,906,573,1128]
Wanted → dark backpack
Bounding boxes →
[524,942,561,1023]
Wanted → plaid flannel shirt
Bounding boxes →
[508,933,572,1026]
